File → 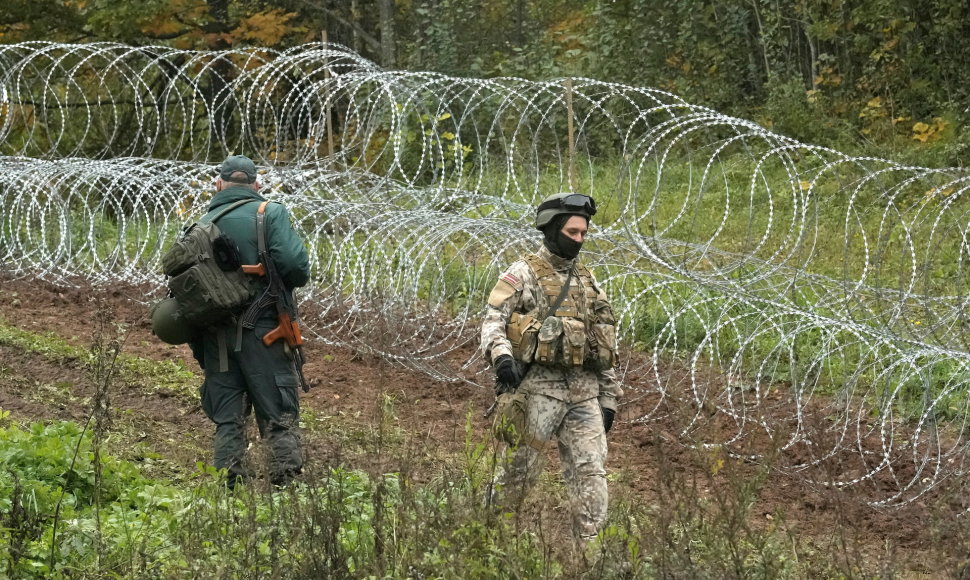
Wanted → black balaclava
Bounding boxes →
[542,213,587,260]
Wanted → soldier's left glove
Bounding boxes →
[602,407,615,433]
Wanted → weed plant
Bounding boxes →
[7,401,958,578]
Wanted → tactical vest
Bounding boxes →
[523,254,596,320]
[506,254,617,370]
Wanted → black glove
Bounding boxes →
[602,407,615,433]
[494,355,522,389]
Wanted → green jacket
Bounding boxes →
[202,185,310,293]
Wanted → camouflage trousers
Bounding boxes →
[490,394,608,540]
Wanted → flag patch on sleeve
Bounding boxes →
[500,273,520,287]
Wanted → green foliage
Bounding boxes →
[399,0,970,165]
[0,399,934,578]
[6,0,970,164]
[0,420,184,578]
[759,77,846,147]
[0,0,85,42]
[0,315,198,399]
[0,414,555,578]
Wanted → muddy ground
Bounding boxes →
[0,275,966,577]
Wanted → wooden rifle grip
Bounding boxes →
[263,314,303,347]
[241,264,265,276]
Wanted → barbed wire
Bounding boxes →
[2,41,970,507]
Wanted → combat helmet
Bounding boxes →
[150,297,194,345]
[535,192,597,230]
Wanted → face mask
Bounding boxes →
[555,231,583,260]
[544,230,583,260]
[542,213,587,260]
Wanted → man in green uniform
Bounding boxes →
[193,155,311,488]
[481,192,622,542]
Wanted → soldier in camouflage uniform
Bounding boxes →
[481,192,622,542]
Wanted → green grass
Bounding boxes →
[291,150,970,423]
[0,314,198,400]
[0,412,904,579]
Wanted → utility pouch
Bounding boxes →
[535,316,564,365]
[507,312,541,363]
[561,318,587,366]
[588,323,618,371]
[491,391,528,446]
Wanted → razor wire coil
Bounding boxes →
[2,41,970,507]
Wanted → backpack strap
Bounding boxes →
[205,198,257,225]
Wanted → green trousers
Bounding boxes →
[199,316,303,486]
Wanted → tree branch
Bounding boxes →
[289,0,381,53]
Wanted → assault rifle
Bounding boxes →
[242,202,311,392]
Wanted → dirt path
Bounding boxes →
[0,275,963,575]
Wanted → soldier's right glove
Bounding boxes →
[494,354,522,389]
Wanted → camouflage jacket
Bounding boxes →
[481,245,622,410]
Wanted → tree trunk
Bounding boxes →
[351,0,363,54]
[379,0,396,67]
[205,0,235,150]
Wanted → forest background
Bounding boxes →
[4,2,970,576]
[3,0,968,167]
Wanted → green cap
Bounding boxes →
[219,155,257,184]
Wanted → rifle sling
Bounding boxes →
[236,201,277,350]
[205,198,257,226]
[544,267,575,319]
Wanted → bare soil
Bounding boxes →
[0,275,966,577]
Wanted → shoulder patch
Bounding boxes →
[500,272,520,287]
[487,279,517,308]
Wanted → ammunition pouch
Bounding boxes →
[535,316,563,365]
[534,316,590,368]
[507,312,541,363]
[562,318,586,366]
[586,323,617,371]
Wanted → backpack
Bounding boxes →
[161,199,256,326]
